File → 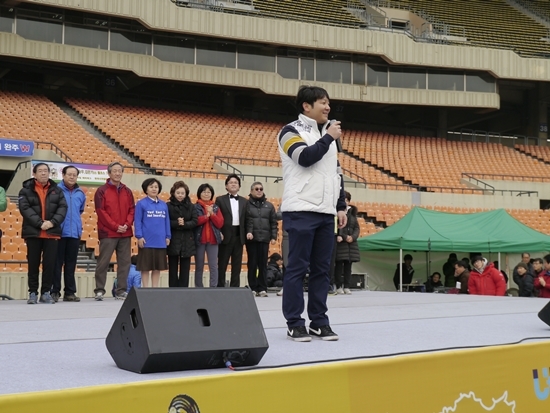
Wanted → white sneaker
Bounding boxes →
[336,287,344,295]
[258,291,268,297]
[94,292,104,301]
[115,292,128,300]
[277,288,283,296]
[343,288,352,295]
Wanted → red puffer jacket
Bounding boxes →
[534,271,550,298]
[468,261,506,296]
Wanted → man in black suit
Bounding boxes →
[216,174,247,287]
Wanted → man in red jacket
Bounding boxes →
[93,162,135,301]
[468,255,506,296]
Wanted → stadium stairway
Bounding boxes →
[53,99,151,172]
[343,148,416,188]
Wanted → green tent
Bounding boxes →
[358,207,550,253]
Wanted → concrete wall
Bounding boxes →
[0,271,247,300]
[5,149,65,195]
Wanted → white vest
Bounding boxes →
[279,114,340,215]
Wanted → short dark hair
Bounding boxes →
[107,162,124,174]
[344,191,351,202]
[296,86,329,114]
[170,181,190,201]
[517,262,528,270]
[62,165,79,176]
[449,253,457,259]
[404,254,413,261]
[131,255,138,266]
[141,178,162,194]
[455,260,467,269]
[431,272,441,278]
[522,252,531,258]
[544,254,550,265]
[534,258,543,265]
[197,183,215,199]
[225,174,241,187]
[269,253,282,262]
[33,162,50,173]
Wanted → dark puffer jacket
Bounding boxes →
[246,195,277,243]
[167,197,198,258]
[335,205,360,262]
[19,178,67,238]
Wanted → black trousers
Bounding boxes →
[168,255,191,287]
[217,227,243,287]
[246,241,269,293]
[334,260,353,289]
[52,237,80,295]
[26,237,58,295]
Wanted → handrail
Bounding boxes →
[341,167,367,183]
[214,156,281,168]
[213,156,245,178]
[462,172,550,183]
[461,173,495,191]
[6,160,31,191]
[35,141,73,162]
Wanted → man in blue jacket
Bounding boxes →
[51,166,86,302]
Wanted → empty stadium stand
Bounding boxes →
[344,132,550,191]
[0,92,129,167]
[376,0,550,57]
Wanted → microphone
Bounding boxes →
[328,119,343,153]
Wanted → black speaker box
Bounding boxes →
[106,287,269,374]
[538,300,550,327]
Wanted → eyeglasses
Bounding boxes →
[254,187,263,191]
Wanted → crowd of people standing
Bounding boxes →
[17,161,282,303]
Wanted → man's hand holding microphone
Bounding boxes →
[327,120,348,228]
[327,120,342,147]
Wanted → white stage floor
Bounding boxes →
[1,290,549,395]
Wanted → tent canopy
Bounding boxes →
[357,207,550,253]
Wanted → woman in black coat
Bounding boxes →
[166,181,198,287]
[334,191,360,295]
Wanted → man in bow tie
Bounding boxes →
[216,174,247,287]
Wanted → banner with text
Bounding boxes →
[0,138,34,157]
[31,160,108,185]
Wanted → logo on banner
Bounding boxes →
[20,144,31,152]
[438,391,515,412]
[167,394,200,413]
[533,368,550,400]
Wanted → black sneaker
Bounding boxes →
[309,325,339,341]
[287,326,312,342]
[50,292,60,303]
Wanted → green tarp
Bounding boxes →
[357,207,550,253]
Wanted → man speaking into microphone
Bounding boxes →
[277,86,347,342]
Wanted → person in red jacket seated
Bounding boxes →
[534,254,550,298]
[468,255,506,296]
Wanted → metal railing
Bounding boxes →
[35,141,73,162]
[462,172,550,184]
[448,130,542,147]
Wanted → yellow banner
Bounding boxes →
[2,341,550,412]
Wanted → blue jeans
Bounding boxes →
[195,243,219,287]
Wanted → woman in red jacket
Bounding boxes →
[194,183,224,288]
[468,255,506,296]
[534,255,550,298]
